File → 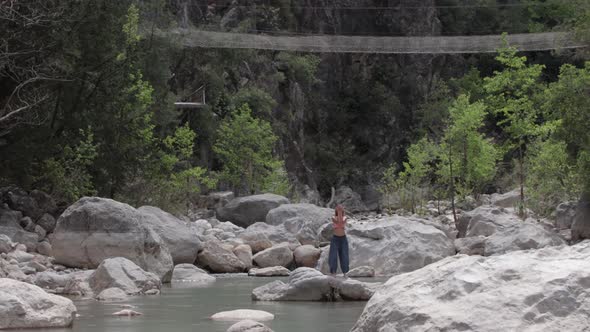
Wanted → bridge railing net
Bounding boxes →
[165,29,585,54]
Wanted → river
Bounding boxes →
[20,275,373,332]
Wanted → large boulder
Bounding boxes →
[0,278,76,329]
[490,188,521,208]
[555,201,577,230]
[51,197,173,281]
[454,236,486,256]
[317,216,455,276]
[96,287,128,301]
[238,230,273,253]
[459,205,566,255]
[196,240,246,273]
[245,222,299,244]
[36,213,57,234]
[457,205,518,238]
[216,194,289,228]
[266,204,333,245]
[34,271,71,290]
[293,245,321,268]
[88,257,161,295]
[4,187,43,220]
[252,244,293,268]
[484,223,566,255]
[0,208,38,252]
[252,267,380,301]
[198,191,235,210]
[572,192,590,241]
[138,206,201,264]
[232,244,253,270]
[171,264,215,285]
[351,241,590,332]
[332,186,368,213]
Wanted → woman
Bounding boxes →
[328,204,349,276]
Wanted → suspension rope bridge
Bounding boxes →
[166,28,586,54]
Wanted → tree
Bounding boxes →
[438,94,498,222]
[162,123,216,213]
[483,42,546,216]
[35,128,98,204]
[396,137,437,213]
[543,62,590,239]
[213,104,285,195]
[0,0,69,137]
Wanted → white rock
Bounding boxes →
[96,287,128,301]
[0,278,77,329]
[248,266,290,277]
[196,240,246,273]
[346,266,375,278]
[211,309,274,322]
[265,204,334,245]
[252,244,293,268]
[227,319,274,332]
[351,241,590,332]
[233,244,253,270]
[88,257,161,295]
[138,206,201,265]
[171,264,215,285]
[293,245,321,268]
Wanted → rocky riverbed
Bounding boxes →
[0,186,587,331]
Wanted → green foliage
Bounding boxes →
[483,42,546,213]
[527,139,581,216]
[36,129,98,204]
[213,104,285,195]
[439,95,498,198]
[262,161,291,196]
[544,62,590,191]
[232,88,277,119]
[381,137,439,213]
[276,53,321,86]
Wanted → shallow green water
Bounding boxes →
[22,276,374,332]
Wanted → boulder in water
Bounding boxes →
[88,257,161,295]
[0,278,76,329]
[171,264,215,285]
[196,240,246,273]
[51,197,173,281]
[96,287,128,301]
[252,267,380,301]
[138,206,201,265]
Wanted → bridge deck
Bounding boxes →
[167,29,586,54]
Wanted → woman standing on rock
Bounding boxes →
[329,204,349,276]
